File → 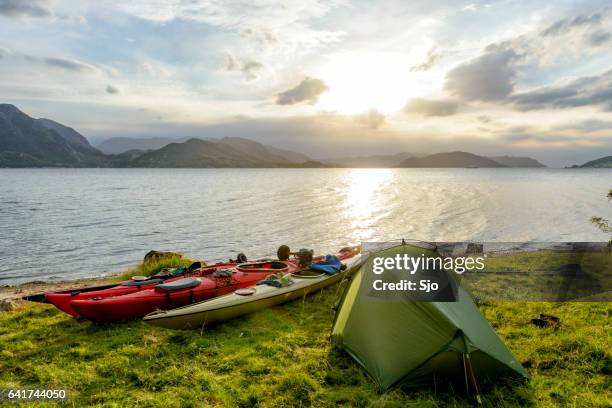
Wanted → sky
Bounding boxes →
[1,0,611,166]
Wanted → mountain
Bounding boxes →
[578,156,612,168]
[97,135,313,164]
[489,155,546,168]
[322,152,419,167]
[219,137,311,164]
[97,137,190,154]
[37,118,98,153]
[397,151,506,168]
[125,138,318,168]
[0,104,106,167]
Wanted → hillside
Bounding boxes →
[97,137,190,154]
[0,104,106,167]
[323,152,418,167]
[579,156,612,168]
[219,136,311,164]
[0,105,317,168]
[125,138,317,168]
[97,136,313,164]
[397,151,506,168]
[490,155,546,168]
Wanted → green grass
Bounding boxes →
[461,250,611,302]
[0,283,610,407]
[113,255,197,281]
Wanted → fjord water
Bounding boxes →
[1,168,610,285]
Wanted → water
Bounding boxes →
[1,168,610,285]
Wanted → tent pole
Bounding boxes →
[462,353,469,395]
[466,354,483,405]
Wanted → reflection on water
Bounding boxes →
[345,169,394,240]
[0,168,610,284]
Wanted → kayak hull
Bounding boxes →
[69,260,306,322]
[143,250,361,330]
[43,262,237,317]
[70,276,268,322]
[46,281,164,317]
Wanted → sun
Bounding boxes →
[315,51,421,114]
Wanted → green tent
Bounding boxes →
[332,243,529,392]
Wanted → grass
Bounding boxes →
[0,253,610,407]
[113,255,197,282]
[461,250,611,302]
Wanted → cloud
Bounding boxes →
[224,54,263,81]
[119,0,344,52]
[553,119,612,133]
[2,49,98,73]
[589,30,612,46]
[0,0,52,19]
[511,69,612,112]
[353,109,385,129]
[410,47,442,72]
[403,98,458,117]
[445,46,518,101]
[42,57,96,72]
[276,77,329,105]
[106,85,120,94]
[500,131,603,145]
[443,9,612,106]
[540,13,603,37]
[0,0,85,22]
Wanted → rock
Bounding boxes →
[143,250,183,263]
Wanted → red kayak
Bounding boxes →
[45,262,235,317]
[70,248,358,322]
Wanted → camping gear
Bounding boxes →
[310,255,342,274]
[531,313,560,328]
[257,273,294,287]
[143,246,361,330]
[331,243,529,393]
[69,259,303,322]
[42,262,231,317]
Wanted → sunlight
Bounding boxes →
[344,169,394,240]
[316,52,419,114]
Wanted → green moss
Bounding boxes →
[0,282,610,407]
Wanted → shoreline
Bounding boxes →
[0,275,118,303]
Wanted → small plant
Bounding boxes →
[114,255,195,281]
[590,189,612,251]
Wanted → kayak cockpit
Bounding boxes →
[236,261,290,273]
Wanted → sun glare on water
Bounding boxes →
[344,169,394,240]
[316,52,419,114]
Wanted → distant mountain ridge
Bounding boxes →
[97,135,312,164]
[489,155,545,168]
[97,137,190,154]
[578,156,612,168]
[0,104,563,169]
[397,151,506,168]
[125,138,315,168]
[323,153,545,168]
[0,104,106,167]
[322,152,420,167]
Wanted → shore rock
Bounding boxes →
[144,250,183,262]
